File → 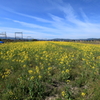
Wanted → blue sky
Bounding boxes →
[0,0,100,39]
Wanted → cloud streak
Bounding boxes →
[1,0,100,39]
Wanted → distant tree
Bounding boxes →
[31,39,38,41]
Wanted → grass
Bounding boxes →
[0,41,100,100]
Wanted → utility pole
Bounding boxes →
[0,32,7,39]
[15,32,23,40]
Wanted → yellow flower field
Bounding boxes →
[0,41,100,100]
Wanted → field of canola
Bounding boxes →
[0,41,100,100]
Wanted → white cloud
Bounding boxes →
[14,12,53,23]
[80,8,89,22]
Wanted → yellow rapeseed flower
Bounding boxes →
[30,76,34,80]
[38,75,42,79]
[28,70,33,74]
[92,66,95,69]
[48,67,52,70]
[81,92,86,97]
[66,80,70,83]
[61,91,66,97]
[61,71,65,74]
[23,65,26,68]
[65,69,69,73]
[36,66,39,73]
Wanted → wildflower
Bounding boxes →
[38,75,42,79]
[60,61,63,64]
[30,76,34,80]
[61,91,66,97]
[62,71,65,74]
[2,75,5,78]
[47,71,51,75]
[5,69,11,74]
[66,80,70,83]
[36,66,39,73]
[48,67,52,70]
[23,65,26,68]
[28,70,33,74]
[65,69,69,73]
[81,92,86,97]
[92,67,95,69]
